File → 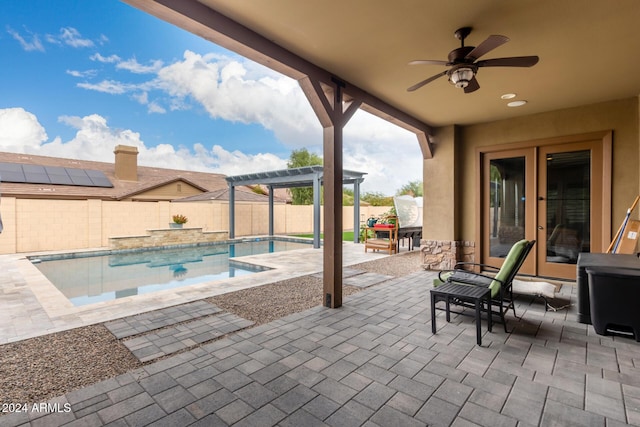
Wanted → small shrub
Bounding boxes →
[172,214,188,224]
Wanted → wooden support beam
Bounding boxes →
[323,120,343,308]
[300,77,361,308]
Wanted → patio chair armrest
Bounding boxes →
[438,270,452,282]
[453,262,500,272]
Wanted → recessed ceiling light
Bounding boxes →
[501,93,517,100]
[507,100,527,107]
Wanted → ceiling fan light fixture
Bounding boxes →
[449,66,475,88]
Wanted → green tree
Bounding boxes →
[361,191,393,206]
[396,180,423,197]
[343,187,354,206]
[287,148,322,205]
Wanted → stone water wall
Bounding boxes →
[109,228,228,250]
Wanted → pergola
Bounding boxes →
[225,166,366,249]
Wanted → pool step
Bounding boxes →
[105,301,254,363]
[104,300,223,339]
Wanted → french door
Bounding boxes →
[482,148,536,274]
[480,135,610,279]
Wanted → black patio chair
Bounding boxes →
[434,239,536,332]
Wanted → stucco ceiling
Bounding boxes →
[198,0,640,127]
[132,0,640,129]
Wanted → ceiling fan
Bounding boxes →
[407,27,539,93]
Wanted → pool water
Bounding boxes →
[32,239,311,306]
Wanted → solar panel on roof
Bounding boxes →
[48,173,74,185]
[69,174,94,186]
[46,166,74,185]
[0,162,25,182]
[0,162,113,188]
[23,164,46,173]
[85,169,113,187]
[65,168,86,177]
[25,173,51,184]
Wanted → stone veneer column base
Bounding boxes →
[420,239,475,271]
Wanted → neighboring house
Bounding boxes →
[0,145,293,205]
[0,145,236,201]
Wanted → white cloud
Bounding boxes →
[343,110,423,194]
[147,101,166,114]
[67,69,97,78]
[59,27,94,48]
[77,80,132,94]
[80,50,322,145]
[0,108,288,180]
[117,57,164,74]
[156,51,320,146]
[7,26,98,52]
[7,27,44,52]
[132,91,166,114]
[0,107,421,195]
[90,53,121,63]
[204,145,287,176]
[0,108,48,150]
[150,51,423,192]
[3,47,423,195]
[132,92,148,105]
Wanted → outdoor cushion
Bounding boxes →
[488,239,528,297]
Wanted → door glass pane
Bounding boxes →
[489,157,526,258]
[545,150,590,264]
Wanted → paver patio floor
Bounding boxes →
[2,269,640,426]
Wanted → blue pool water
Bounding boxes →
[31,239,311,306]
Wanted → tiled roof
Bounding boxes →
[0,151,228,200]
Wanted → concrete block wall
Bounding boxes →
[0,197,393,254]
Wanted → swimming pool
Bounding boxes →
[31,239,312,306]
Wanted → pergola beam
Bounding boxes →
[226,166,366,251]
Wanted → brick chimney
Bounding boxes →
[114,145,138,181]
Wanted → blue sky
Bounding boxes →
[0,0,423,195]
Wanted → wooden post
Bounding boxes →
[323,119,344,308]
[299,76,361,308]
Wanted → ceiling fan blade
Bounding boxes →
[465,35,509,61]
[407,71,447,92]
[476,56,539,67]
[464,76,480,93]
[409,59,449,66]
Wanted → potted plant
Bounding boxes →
[170,214,188,228]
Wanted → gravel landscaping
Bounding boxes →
[0,250,423,408]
